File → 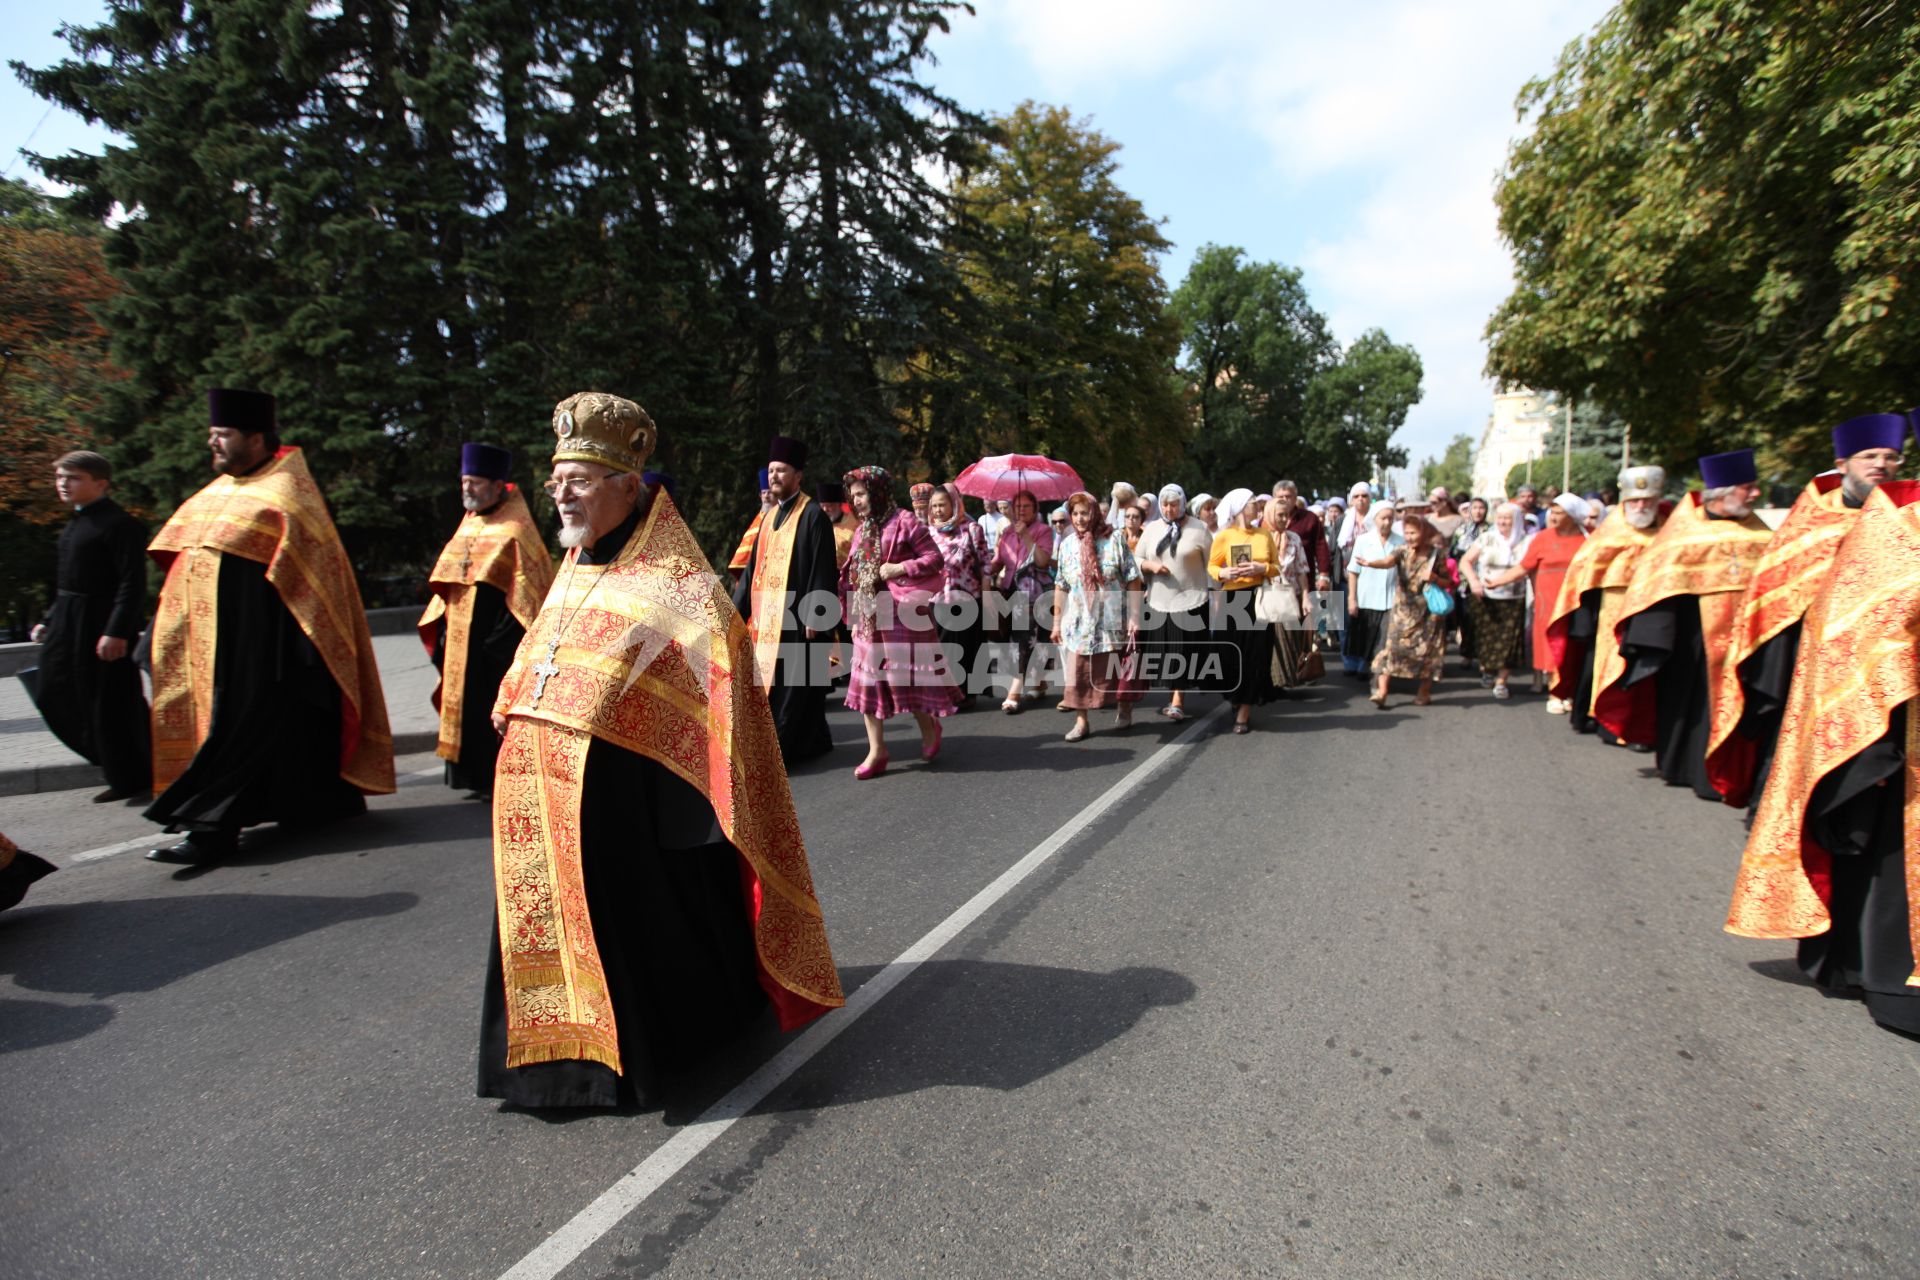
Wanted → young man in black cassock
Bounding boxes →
[731,436,839,762]
[27,451,151,802]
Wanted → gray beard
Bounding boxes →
[558,523,589,549]
[461,494,485,512]
[1626,508,1657,529]
[1842,474,1876,504]
[1715,499,1752,519]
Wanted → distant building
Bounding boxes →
[1471,388,1555,499]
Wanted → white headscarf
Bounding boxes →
[1493,501,1529,552]
[1216,487,1255,529]
[1108,481,1138,528]
[1551,492,1590,525]
[1149,482,1191,558]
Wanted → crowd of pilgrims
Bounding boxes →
[737,452,1630,768]
[4,388,1916,1113]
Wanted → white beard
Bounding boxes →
[460,494,484,512]
[557,522,589,549]
[1626,507,1657,529]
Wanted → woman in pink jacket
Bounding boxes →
[840,467,957,779]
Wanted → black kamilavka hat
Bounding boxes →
[208,388,276,433]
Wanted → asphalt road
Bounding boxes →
[3,672,1916,1279]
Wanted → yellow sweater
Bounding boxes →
[1208,528,1278,591]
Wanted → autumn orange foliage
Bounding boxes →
[0,220,127,525]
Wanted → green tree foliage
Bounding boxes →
[17,0,976,581]
[1537,397,1630,466]
[918,103,1185,487]
[1418,433,1476,496]
[1505,450,1619,500]
[1299,329,1421,494]
[1486,0,1920,482]
[1168,244,1335,486]
[1167,247,1421,495]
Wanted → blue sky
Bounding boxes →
[5,0,1613,483]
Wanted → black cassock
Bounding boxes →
[1722,620,1801,815]
[1797,705,1920,1035]
[1619,596,1719,800]
[475,741,769,1107]
[430,581,523,795]
[478,507,768,1108]
[144,552,364,837]
[29,497,151,793]
[730,493,837,762]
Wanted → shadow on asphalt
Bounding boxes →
[156,804,490,877]
[0,996,115,1051]
[510,960,1197,1127]
[716,959,1193,1120]
[1747,957,1814,987]
[0,891,419,1007]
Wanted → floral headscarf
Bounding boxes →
[1063,491,1112,592]
[844,466,895,638]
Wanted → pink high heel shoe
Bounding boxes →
[854,755,889,780]
[921,722,943,762]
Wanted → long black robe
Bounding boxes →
[430,580,522,795]
[144,551,364,835]
[478,507,769,1108]
[1563,591,1600,733]
[0,848,57,912]
[730,492,837,762]
[1619,597,1719,799]
[1726,621,1801,815]
[28,497,151,792]
[1797,707,1920,1034]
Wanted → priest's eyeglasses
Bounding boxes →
[543,476,604,498]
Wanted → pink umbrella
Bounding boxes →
[952,453,1086,503]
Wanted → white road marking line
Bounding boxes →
[497,702,1229,1280]
[58,764,447,866]
[65,835,157,865]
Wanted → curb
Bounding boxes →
[0,728,442,798]
[0,605,424,678]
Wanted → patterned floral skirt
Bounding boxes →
[845,611,958,720]
[1470,595,1526,672]
[1372,593,1447,681]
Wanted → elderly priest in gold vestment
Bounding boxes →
[479,392,844,1109]
[417,442,553,799]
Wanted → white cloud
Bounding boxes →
[941,0,1613,477]
[972,0,1248,90]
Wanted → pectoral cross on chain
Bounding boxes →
[529,638,561,707]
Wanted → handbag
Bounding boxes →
[1298,646,1325,683]
[1421,548,1454,615]
[1256,579,1303,626]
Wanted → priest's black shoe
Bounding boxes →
[92,786,141,804]
[146,832,236,865]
